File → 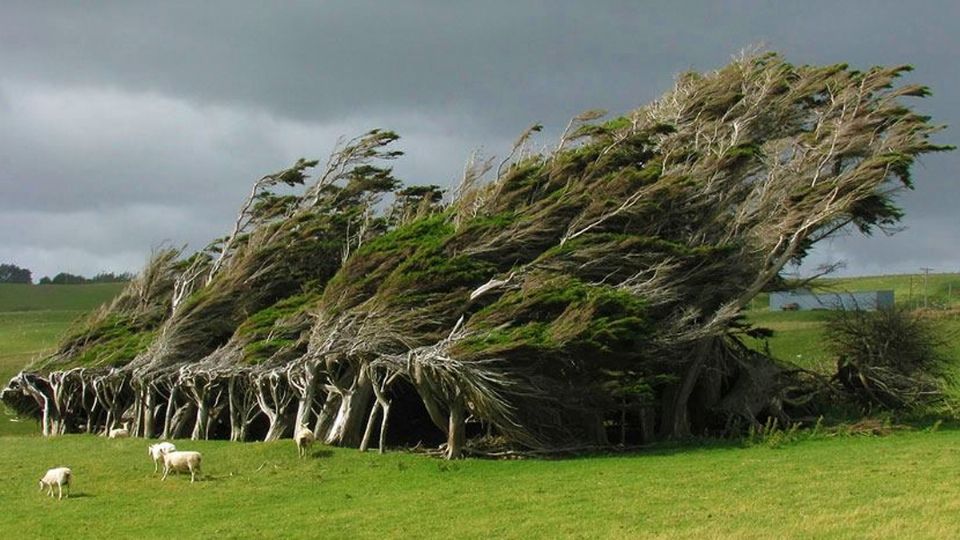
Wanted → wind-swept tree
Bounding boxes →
[3,52,950,456]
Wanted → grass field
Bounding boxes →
[4,429,960,538]
[745,273,960,371]
[1,278,959,538]
[0,283,124,436]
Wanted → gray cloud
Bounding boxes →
[1,1,957,278]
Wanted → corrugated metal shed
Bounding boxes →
[769,289,894,311]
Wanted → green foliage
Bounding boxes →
[0,263,31,284]
[459,276,651,368]
[828,306,951,411]
[324,214,454,300]
[828,307,948,377]
[13,53,950,447]
[74,327,156,368]
[235,292,318,364]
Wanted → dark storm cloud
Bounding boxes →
[1,1,957,278]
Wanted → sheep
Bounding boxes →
[108,421,131,439]
[161,451,202,482]
[39,467,72,500]
[294,425,315,458]
[148,442,177,473]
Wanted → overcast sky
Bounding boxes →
[1,1,957,280]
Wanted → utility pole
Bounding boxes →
[920,267,933,309]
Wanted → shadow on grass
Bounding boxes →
[309,448,334,459]
[456,415,960,462]
[160,474,213,482]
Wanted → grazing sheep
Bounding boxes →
[148,442,177,473]
[161,451,202,482]
[39,467,72,500]
[108,421,131,439]
[294,425,315,458]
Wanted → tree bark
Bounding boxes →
[162,385,179,440]
[324,370,372,447]
[661,339,712,439]
[142,385,156,438]
[314,392,340,437]
[359,401,381,452]
[446,399,466,460]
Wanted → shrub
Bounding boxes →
[827,306,950,411]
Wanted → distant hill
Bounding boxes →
[0,283,126,312]
[0,282,126,435]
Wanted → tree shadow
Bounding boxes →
[308,448,334,459]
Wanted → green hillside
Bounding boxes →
[746,273,960,372]
[0,283,125,434]
[0,283,126,312]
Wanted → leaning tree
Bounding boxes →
[3,52,949,457]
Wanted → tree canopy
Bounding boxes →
[2,53,951,456]
[0,263,31,284]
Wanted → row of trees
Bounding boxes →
[0,263,31,283]
[1,52,951,457]
[38,272,135,285]
[0,263,133,285]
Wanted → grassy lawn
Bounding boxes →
[2,429,960,538]
[1,278,959,538]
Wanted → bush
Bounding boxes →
[827,306,950,411]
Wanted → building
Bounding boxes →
[768,289,894,311]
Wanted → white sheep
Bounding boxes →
[294,425,315,458]
[39,467,72,500]
[148,442,177,473]
[108,421,131,439]
[161,451,202,482]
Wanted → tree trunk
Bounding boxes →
[81,380,95,434]
[131,384,145,437]
[292,361,322,429]
[411,367,450,436]
[256,372,294,442]
[661,339,712,439]
[379,402,391,454]
[169,403,195,439]
[228,376,245,442]
[446,399,466,460]
[143,386,156,439]
[359,401,381,452]
[324,375,372,447]
[162,385,179,440]
[192,400,209,441]
[314,392,340,437]
[639,406,655,443]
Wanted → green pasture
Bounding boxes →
[2,429,960,538]
[0,283,124,435]
[0,278,959,538]
[0,283,125,312]
[745,273,960,370]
